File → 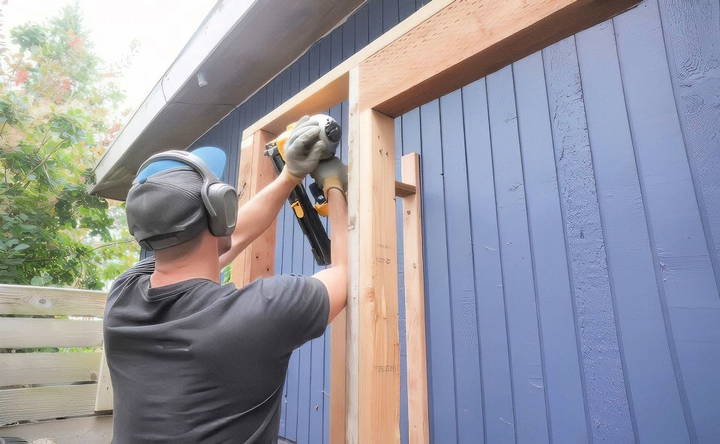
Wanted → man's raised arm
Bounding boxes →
[219,118,328,268]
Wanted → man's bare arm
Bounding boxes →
[219,169,299,268]
[312,187,348,323]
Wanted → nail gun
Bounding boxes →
[264,114,341,266]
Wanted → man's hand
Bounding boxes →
[283,116,328,180]
[311,156,348,194]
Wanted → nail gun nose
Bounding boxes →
[323,119,341,144]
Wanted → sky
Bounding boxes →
[2,0,217,115]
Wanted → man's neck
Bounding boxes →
[150,234,221,288]
[151,260,220,288]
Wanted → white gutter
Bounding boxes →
[92,0,363,200]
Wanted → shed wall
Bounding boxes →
[193,0,720,442]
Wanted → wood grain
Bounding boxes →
[0,384,98,425]
[329,309,347,444]
[400,153,429,444]
[0,285,106,317]
[231,130,277,288]
[347,67,401,443]
[0,318,103,349]
[360,0,640,116]
[0,352,101,387]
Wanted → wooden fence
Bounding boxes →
[0,284,113,443]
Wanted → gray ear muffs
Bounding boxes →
[137,150,237,237]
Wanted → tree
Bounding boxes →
[0,5,138,289]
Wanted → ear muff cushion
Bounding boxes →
[206,183,237,236]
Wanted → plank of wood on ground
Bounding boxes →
[0,352,101,387]
[0,384,98,425]
[0,318,103,349]
[0,414,113,443]
[0,285,106,317]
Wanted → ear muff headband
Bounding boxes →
[137,150,237,237]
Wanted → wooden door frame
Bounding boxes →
[232,1,640,442]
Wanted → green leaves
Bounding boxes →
[10,24,47,51]
[0,4,138,290]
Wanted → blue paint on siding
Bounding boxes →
[190,0,720,442]
[542,35,634,443]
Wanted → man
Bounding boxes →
[104,117,348,443]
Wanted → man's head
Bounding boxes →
[125,147,236,257]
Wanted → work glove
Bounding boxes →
[284,116,329,180]
[311,156,348,195]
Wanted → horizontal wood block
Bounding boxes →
[0,352,101,387]
[0,318,103,349]
[0,285,106,317]
[359,0,640,116]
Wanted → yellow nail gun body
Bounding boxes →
[264,114,341,266]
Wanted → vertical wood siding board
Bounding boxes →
[542,36,634,443]
[308,45,320,85]
[355,4,370,51]
[614,2,718,307]
[298,53,309,92]
[297,204,314,443]
[319,36,332,78]
[279,205,292,438]
[510,57,554,443]
[398,0,416,21]
[309,336,325,443]
[576,20,691,443]
[323,326,331,444]
[418,100,458,443]
[339,102,349,162]
[486,66,550,443]
[614,2,720,441]
[296,342,311,444]
[369,0,383,42]
[542,45,593,437]
[295,231,312,443]
[228,110,241,186]
[383,0,400,32]
[342,15,356,61]
[657,0,720,290]
[282,70,292,103]
[400,107,422,444]
[286,350,300,441]
[285,209,305,441]
[266,78,276,112]
[269,77,279,111]
[513,52,589,443]
[259,86,270,120]
[438,90,485,443]
[462,78,513,443]
[394,116,410,444]
[331,27,343,69]
[481,75,520,443]
[290,62,300,98]
[306,226,323,444]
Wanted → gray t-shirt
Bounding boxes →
[104,258,329,443]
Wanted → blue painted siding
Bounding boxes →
[192,0,719,442]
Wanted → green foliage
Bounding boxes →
[0,5,138,289]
